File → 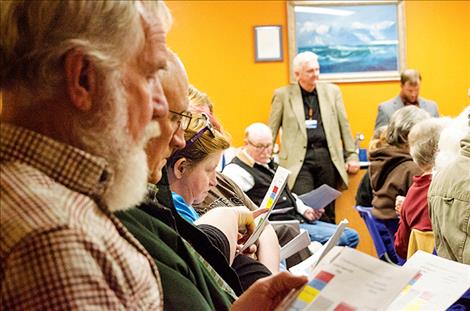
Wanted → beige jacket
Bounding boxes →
[428,132,470,264]
[268,83,357,190]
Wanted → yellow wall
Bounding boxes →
[166,0,470,147]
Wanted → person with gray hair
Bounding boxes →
[1,1,171,309]
[428,107,470,265]
[1,2,309,310]
[434,105,470,172]
[368,106,431,237]
[374,69,439,130]
[268,51,359,224]
[394,118,449,259]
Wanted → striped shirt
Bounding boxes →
[0,123,163,310]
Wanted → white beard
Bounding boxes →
[73,70,160,212]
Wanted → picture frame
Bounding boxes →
[254,25,283,62]
[287,0,406,83]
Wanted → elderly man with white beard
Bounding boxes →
[0,1,170,309]
[1,1,308,310]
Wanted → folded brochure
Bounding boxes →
[238,166,289,253]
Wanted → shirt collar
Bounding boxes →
[0,123,112,198]
[145,183,160,203]
[300,83,318,96]
[397,95,421,107]
[238,148,272,169]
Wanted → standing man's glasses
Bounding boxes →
[169,110,193,130]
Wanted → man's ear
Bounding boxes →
[173,158,188,179]
[243,138,249,147]
[294,70,300,80]
[64,49,96,112]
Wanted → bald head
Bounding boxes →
[245,123,272,141]
[160,51,189,108]
[244,123,273,164]
[146,51,189,183]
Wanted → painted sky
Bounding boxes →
[296,4,398,47]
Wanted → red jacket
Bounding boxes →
[394,174,433,259]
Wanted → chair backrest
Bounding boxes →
[354,205,399,264]
[407,229,435,259]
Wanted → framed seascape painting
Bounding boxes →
[287,0,406,83]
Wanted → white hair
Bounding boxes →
[408,117,450,168]
[245,122,272,140]
[71,68,160,212]
[293,51,319,74]
[385,106,431,147]
[434,106,470,172]
[0,0,171,105]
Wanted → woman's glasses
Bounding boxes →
[185,113,215,149]
[168,113,215,164]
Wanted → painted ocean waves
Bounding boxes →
[299,44,398,73]
[294,3,402,77]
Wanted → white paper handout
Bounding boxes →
[289,219,349,279]
[298,184,341,209]
[279,247,419,311]
[386,250,470,310]
[238,166,289,253]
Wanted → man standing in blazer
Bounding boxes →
[374,69,439,130]
[268,51,359,223]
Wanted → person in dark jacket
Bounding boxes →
[368,106,430,237]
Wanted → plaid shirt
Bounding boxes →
[0,123,163,310]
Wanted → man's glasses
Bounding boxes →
[169,110,193,130]
[247,140,273,151]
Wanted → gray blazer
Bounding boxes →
[268,83,357,190]
[374,96,439,130]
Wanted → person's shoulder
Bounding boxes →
[418,97,438,109]
[274,83,298,95]
[378,96,397,108]
[418,96,436,103]
[318,82,339,91]
[222,161,247,175]
[1,161,102,249]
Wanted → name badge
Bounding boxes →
[305,119,318,129]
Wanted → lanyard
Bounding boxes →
[308,107,314,120]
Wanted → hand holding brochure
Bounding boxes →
[278,247,470,310]
[298,184,341,209]
[281,247,419,311]
[238,166,289,253]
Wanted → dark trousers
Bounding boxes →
[292,147,340,223]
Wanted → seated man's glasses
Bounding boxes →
[169,110,193,130]
[247,140,273,151]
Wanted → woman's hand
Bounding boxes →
[395,195,405,215]
[232,206,268,236]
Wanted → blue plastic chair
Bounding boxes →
[354,205,402,265]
